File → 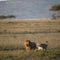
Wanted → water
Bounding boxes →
[0,0,60,20]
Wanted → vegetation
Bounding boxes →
[0,15,15,19]
[50,5,60,11]
[49,4,60,19]
[0,49,60,60]
[0,20,60,60]
[0,20,60,48]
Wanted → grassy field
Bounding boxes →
[0,19,60,60]
[0,49,60,60]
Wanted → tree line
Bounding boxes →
[0,15,15,19]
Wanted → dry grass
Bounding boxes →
[0,19,60,60]
[0,19,60,49]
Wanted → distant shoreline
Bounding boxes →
[0,19,60,22]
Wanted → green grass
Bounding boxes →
[0,49,60,60]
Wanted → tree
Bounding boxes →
[49,4,60,19]
[0,15,16,19]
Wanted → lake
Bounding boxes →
[0,0,60,20]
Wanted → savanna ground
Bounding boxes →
[0,19,60,60]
